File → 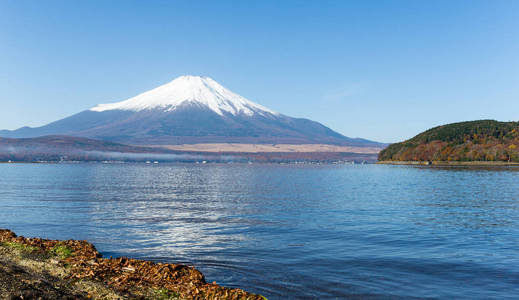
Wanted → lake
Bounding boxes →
[1,163,518,299]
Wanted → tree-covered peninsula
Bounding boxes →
[378,120,519,162]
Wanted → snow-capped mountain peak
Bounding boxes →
[90,75,278,116]
[1,75,383,147]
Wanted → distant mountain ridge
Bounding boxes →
[0,135,379,163]
[0,76,382,147]
[0,135,170,162]
[379,120,519,162]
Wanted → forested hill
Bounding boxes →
[378,120,519,162]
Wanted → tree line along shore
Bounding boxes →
[378,120,519,163]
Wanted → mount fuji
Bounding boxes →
[0,76,381,147]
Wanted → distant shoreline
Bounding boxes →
[377,160,519,166]
[152,143,382,154]
[0,160,370,165]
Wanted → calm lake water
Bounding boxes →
[1,163,518,299]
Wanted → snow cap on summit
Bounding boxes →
[90,75,277,116]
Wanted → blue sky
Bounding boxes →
[1,0,518,143]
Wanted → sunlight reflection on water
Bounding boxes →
[1,163,519,299]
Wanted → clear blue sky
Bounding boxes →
[1,0,518,143]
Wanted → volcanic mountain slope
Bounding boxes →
[0,76,382,147]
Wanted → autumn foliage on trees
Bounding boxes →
[378,120,519,162]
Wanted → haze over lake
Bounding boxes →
[1,163,518,299]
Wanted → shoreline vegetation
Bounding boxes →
[379,120,519,163]
[0,229,266,300]
[377,160,519,166]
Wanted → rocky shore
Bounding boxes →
[0,229,266,300]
